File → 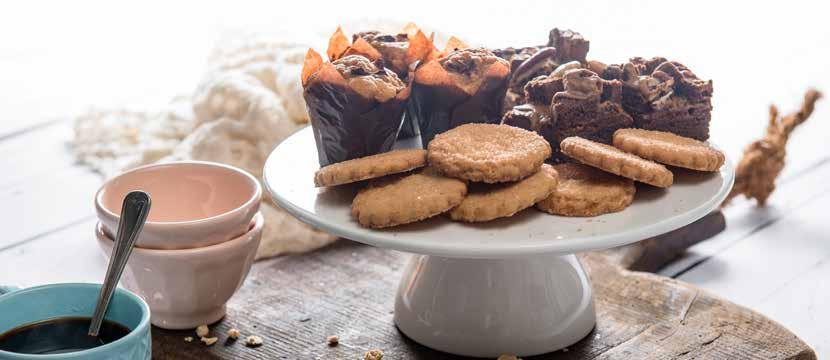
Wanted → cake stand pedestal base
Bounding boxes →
[394,253,596,357]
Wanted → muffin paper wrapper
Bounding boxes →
[302,48,413,166]
[408,51,510,146]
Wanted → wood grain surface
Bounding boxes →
[149,216,814,359]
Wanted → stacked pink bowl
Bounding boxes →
[94,161,263,329]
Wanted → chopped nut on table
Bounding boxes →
[326,335,339,347]
[183,336,193,343]
[245,335,264,347]
[195,324,209,337]
[201,336,218,346]
[497,355,521,360]
[364,349,383,360]
[227,328,241,340]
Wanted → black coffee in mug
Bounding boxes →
[0,316,130,354]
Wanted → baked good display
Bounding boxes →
[612,128,725,171]
[536,163,635,217]
[427,123,551,183]
[449,164,558,222]
[598,57,714,140]
[314,149,427,187]
[302,23,723,229]
[302,51,410,166]
[503,66,633,163]
[408,48,511,145]
[351,167,467,228]
[560,136,673,188]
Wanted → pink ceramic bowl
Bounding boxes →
[95,161,261,249]
[96,212,263,329]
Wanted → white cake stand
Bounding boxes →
[263,127,734,357]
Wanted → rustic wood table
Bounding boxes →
[1,1,828,358]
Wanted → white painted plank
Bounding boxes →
[0,165,100,250]
[0,218,104,287]
[661,158,830,277]
[756,257,830,356]
[0,121,79,188]
[678,190,830,307]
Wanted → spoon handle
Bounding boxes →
[88,191,151,336]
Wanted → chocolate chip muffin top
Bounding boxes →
[332,55,405,102]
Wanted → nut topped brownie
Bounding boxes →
[547,28,589,64]
[598,57,714,140]
[492,28,591,112]
[502,65,633,163]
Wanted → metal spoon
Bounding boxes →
[88,191,151,337]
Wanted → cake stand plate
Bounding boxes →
[263,127,735,357]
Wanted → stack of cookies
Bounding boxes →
[314,123,724,229]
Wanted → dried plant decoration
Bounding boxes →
[724,88,822,206]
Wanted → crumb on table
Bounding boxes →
[245,335,264,347]
[327,335,339,347]
[228,328,241,340]
[195,324,209,337]
[200,337,218,346]
[364,349,383,360]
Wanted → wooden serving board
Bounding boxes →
[150,210,815,359]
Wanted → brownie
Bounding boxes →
[547,69,633,162]
[491,47,553,111]
[547,28,590,64]
[501,103,550,132]
[522,61,580,106]
[502,66,633,163]
[493,28,591,114]
[601,57,713,140]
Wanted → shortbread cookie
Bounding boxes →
[560,136,673,188]
[450,164,559,222]
[351,167,467,228]
[536,163,635,217]
[315,149,427,187]
[612,128,725,172]
[428,124,552,183]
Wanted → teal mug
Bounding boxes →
[0,283,151,359]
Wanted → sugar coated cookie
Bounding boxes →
[560,136,673,188]
[450,164,559,222]
[536,163,636,217]
[315,149,427,187]
[613,128,724,172]
[351,167,467,228]
[428,124,551,183]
